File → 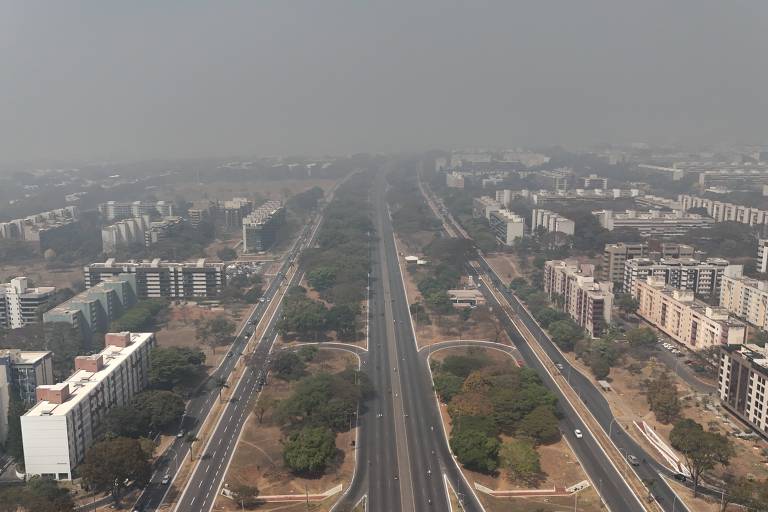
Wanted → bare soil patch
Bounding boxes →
[0,262,83,290]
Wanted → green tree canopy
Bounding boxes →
[283,426,337,475]
[449,426,500,474]
[500,439,542,485]
[670,419,734,497]
[80,437,152,503]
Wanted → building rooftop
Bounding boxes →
[723,344,768,374]
[642,278,746,327]
[0,350,51,365]
[24,332,153,418]
[490,209,524,222]
[89,258,222,269]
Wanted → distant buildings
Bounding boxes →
[0,350,53,443]
[531,209,575,236]
[624,257,738,297]
[719,344,768,438]
[697,167,768,191]
[579,174,608,190]
[145,216,184,246]
[758,239,768,274]
[21,332,156,480]
[472,196,502,220]
[593,209,715,237]
[242,201,286,253]
[0,277,56,329]
[602,242,695,286]
[43,274,138,341]
[84,259,226,299]
[494,188,642,207]
[543,260,613,338]
[219,198,253,229]
[98,201,173,221]
[636,277,746,351]
[0,206,80,251]
[445,172,465,189]
[679,195,768,226]
[535,168,573,192]
[101,216,149,254]
[187,200,215,228]
[719,275,768,332]
[488,210,525,246]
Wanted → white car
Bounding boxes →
[574,429,583,439]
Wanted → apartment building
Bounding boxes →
[43,274,137,340]
[21,332,156,480]
[84,259,225,299]
[697,168,768,191]
[543,260,613,338]
[602,242,696,286]
[145,216,184,246]
[531,209,575,236]
[242,201,286,253]
[0,206,79,242]
[0,277,56,329]
[535,169,572,191]
[101,216,149,254]
[759,239,768,273]
[98,201,173,221]
[593,209,715,237]
[446,172,465,189]
[219,198,253,229]
[187,200,215,228]
[0,350,53,443]
[636,277,746,351]
[719,344,768,438]
[579,174,608,189]
[472,196,502,220]
[719,275,768,331]
[679,195,768,226]
[488,210,525,246]
[624,257,737,297]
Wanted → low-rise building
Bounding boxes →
[101,216,149,254]
[531,209,575,236]
[0,350,53,443]
[679,195,768,226]
[242,201,285,253]
[488,210,525,246]
[0,277,56,329]
[624,257,738,297]
[21,332,156,480]
[579,174,608,189]
[719,344,768,438]
[543,260,613,338]
[472,196,502,220]
[602,242,695,286]
[98,201,173,221]
[447,289,486,308]
[446,172,465,189]
[593,209,715,237]
[636,277,746,351]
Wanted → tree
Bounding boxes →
[626,327,656,347]
[645,372,681,424]
[616,293,640,316]
[4,386,27,461]
[448,392,494,419]
[213,377,230,402]
[104,405,149,438]
[500,439,542,485]
[450,426,500,473]
[80,437,151,503]
[149,346,206,390]
[548,320,584,351]
[307,266,337,291]
[255,396,278,424]
[283,427,337,474]
[433,372,464,402]
[272,351,306,380]
[184,433,199,461]
[0,477,75,512]
[297,345,319,362]
[517,405,560,445]
[229,483,260,509]
[441,354,489,378]
[133,390,186,432]
[670,419,734,497]
[217,247,237,261]
[326,304,358,340]
[196,316,236,354]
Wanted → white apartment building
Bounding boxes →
[101,216,150,255]
[531,209,575,236]
[624,257,739,297]
[21,332,156,480]
[579,174,608,189]
[593,209,715,237]
[719,344,768,438]
[636,277,746,351]
[720,275,768,331]
[543,260,612,338]
[98,201,173,221]
[757,239,768,273]
[679,195,768,226]
[0,277,56,329]
[488,209,525,246]
[472,196,502,220]
[445,172,465,188]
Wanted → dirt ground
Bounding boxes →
[484,253,528,283]
[155,302,251,374]
[0,262,83,290]
[168,179,336,204]
[212,349,358,512]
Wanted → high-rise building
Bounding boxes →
[83,259,225,298]
[242,201,285,253]
[535,169,572,191]
[0,277,56,329]
[758,239,768,273]
[719,344,768,438]
[719,275,768,331]
[636,277,746,351]
[98,201,173,221]
[488,210,525,246]
[0,350,53,444]
[101,216,149,255]
[21,332,156,480]
[219,198,253,229]
[531,209,575,236]
[624,257,738,297]
[472,196,502,220]
[602,242,696,286]
[543,260,613,338]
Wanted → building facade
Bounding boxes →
[242,201,286,253]
[472,196,502,220]
[0,350,53,444]
[21,332,156,480]
[636,277,746,351]
[624,257,738,297]
[0,277,56,329]
[84,259,225,298]
[719,344,768,438]
[531,209,575,236]
[543,260,613,338]
[579,174,608,189]
[593,209,715,237]
[719,275,768,331]
[101,216,149,255]
[98,201,173,221]
[679,195,768,226]
[488,210,525,246]
[445,172,465,188]
[757,239,768,273]
[602,242,695,286]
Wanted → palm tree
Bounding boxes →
[213,377,230,402]
[184,433,198,461]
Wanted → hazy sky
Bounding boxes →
[1,1,766,163]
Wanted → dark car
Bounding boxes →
[673,473,687,482]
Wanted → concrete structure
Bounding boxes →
[602,242,695,286]
[531,209,575,236]
[0,207,79,242]
[445,172,465,188]
[98,201,173,221]
[0,277,56,329]
[579,174,608,189]
[218,198,253,229]
[242,201,285,253]
[145,216,184,246]
[593,209,715,237]
[488,209,525,246]
[636,277,746,351]
[0,350,53,443]
[637,164,685,181]
[535,169,572,191]
[43,274,137,340]
[21,332,156,480]
[679,195,768,226]
[543,260,613,338]
[84,259,225,298]
[447,289,486,308]
[759,239,768,274]
[472,196,502,220]
[624,257,738,298]
[187,200,215,228]
[101,216,149,254]
[720,275,768,331]
[633,195,684,210]
[719,344,768,438]
[697,168,768,191]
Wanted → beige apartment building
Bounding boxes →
[719,275,768,331]
[636,277,746,351]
